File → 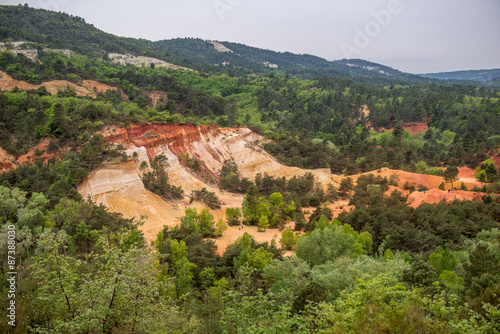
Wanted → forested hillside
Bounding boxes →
[2,4,498,87]
[422,69,500,83]
[0,4,499,333]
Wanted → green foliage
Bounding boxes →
[225,207,242,226]
[415,160,429,174]
[439,270,464,293]
[349,173,389,206]
[0,135,119,207]
[444,166,459,189]
[170,239,197,295]
[428,246,458,276]
[178,207,216,238]
[29,229,195,333]
[310,255,410,301]
[423,290,500,334]
[220,289,309,334]
[295,217,372,266]
[258,213,270,232]
[312,274,433,334]
[142,155,184,200]
[219,160,252,194]
[338,197,500,253]
[242,188,296,230]
[279,228,297,250]
[338,177,354,198]
[214,218,228,237]
[189,188,221,210]
[251,172,319,208]
[402,260,438,292]
[247,247,274,271]
[475,159,500,183]
[263,257,310,298]
[463,242,500,299]
[384,249,394,261]
[1,7,500,332]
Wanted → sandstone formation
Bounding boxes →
[0,71,126,98]
[209,41,234,53]
[79,124,334,243]
[108,53,192,71]
[1,122,489,251]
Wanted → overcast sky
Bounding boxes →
[2,0,499,73]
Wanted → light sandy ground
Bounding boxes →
[209,41,234,53]
[1,122,494,254]
[76,124,338,252]
[214,224,285,255]
[75,126,496,253]
[108,53,192,71]
[0,71,126,98]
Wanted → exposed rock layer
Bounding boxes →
[79,124,334,242]
[0,71,126,98]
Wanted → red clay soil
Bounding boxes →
[457,167,476,179]
[16,138,70,165]
[407,189,485,208]
[491,155,500,169]
[2,123,495,217]
[378,122,429,135]
[0,147,16,172]
[100,123,245,179]
[438,166,482,188]
[344,168,479,192]
[1,123,240,176]
[403,123,429,135]
[0,71,38,91]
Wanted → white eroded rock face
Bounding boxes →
[78,124,335,243]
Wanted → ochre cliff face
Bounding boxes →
[0,147,16,173]
[79,124,334,242]
[98,124,333,187]
[1,123,489,249]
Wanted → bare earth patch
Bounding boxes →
[408,189,484,208]
[0,71,126,98]
[2,123,494,254]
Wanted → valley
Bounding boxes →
[0,4,499,333]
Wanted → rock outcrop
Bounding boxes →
[0,71,126,98]
[209,41,234,53]
[79,124,334,242]
[108,53,192,71]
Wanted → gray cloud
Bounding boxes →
[1,0,499,73]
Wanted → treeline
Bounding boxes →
[1,49,499,176]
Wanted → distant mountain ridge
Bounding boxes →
[421,69,500,83]
[0,4,497,87]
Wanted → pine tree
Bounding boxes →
[464,243,500,298]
